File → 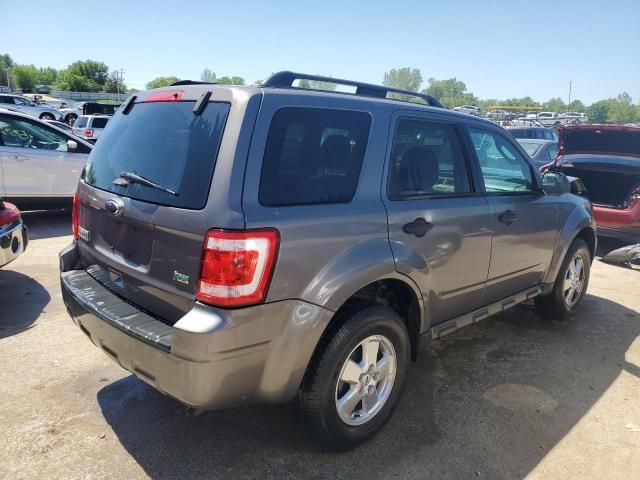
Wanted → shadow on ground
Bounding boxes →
[0,270,50,339]
[98,294,640,480]
[22,211,71,240]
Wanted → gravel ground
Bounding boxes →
[1,213,639,480]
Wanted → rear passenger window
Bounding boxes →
[387,118,471,199]
[91,117,109,128]
[259,107,371,206]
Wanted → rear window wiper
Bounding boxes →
[113,171,178,196]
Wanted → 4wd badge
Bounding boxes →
[172,271,190,285]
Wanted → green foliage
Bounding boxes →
[298,79,337,91]
[38,67,58,85]
[382,68,423,92]
[12,65,40,91]
[501,97,540,107]
[103,71,127,93]
[0,53,15,86]
[543,97,566,112]
[145,76,180,89]
[607,93,636,124]
[216,76,245,85]
[55,60,109,91]
[567,100,585,112]
[585,100,609,123]
[201,68,216,82]
[421,77,478,108]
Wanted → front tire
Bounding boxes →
[297,306,410,450]
[66,113,77,125]
[535,238,591,320]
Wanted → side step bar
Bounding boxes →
[428,284,551,341]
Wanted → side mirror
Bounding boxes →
[67,139,78,151]
[542,172,571,195]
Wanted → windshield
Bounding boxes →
[563,128,640,157]
[84,101,230,209]
[519,142,542,156]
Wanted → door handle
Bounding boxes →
[498,209,517,225]
[402,217,433,237]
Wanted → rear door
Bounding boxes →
[467,126,557,302]
[383,112,491,324]
[76,90,243,323]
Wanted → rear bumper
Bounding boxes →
[59,243,333,409]
[0,220,27,268]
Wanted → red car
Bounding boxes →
[0,199,27,268]
[547,125,640,242]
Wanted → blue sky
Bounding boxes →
[1,0,638,104]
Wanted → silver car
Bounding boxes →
[0,94,64,121]
[0,110,93,209]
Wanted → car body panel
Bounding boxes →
[60,81,596,410]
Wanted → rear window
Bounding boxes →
[519,142,542,156]
[84,101,230,209]
[74,116,88,129]
[259,107,371,206]
[563,128,640,157]
[91,117,109,128]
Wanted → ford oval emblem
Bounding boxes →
[105,198,124,216]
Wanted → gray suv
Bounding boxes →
[60,72,596,450]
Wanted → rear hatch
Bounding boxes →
[558,127,640,208]
[75,92,232,323]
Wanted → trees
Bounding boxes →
[201,68,215,83]
[55,60,109,91]
[567,100,585,112]
[145,76,180,89]
[0,54,15,86]
[421,77,478,108]
[607,93,636,124]
[298,79,337,91]
[12,65,40,91]
[382,68,423,92]
[216,76,245,85]
[38,67,58,85]
[585,100,609,123]
[103,71,127,93]
[543,97,566,113]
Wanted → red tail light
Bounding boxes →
[84,129,93,138]
[144,90,184,103]
[196,229,280,307]
[72,193,80,240]
[0,201,20,227]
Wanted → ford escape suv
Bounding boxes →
[60,72,596,450]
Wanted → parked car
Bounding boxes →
[60,72,596,450]
[0,198,27,268]
[59,102,86,125]
[516,139,559,167]
[72,115,110,143]
[45,119,74,134]
[487,110,516,121]
[505,126,559,141]
[561,112,588,124]
[535,111,564,127]
[453,105,481,116]
[0,110,93,209]
[0,94,64,121]
[547,124,640,242]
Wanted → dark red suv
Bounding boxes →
[548,125,640,242]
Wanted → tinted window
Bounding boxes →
[469,127,535,193]
[563,128,640,156]
[259,107,371,206]
[84,101,230,209]
[91,117,109,128]
[74,116,88,128]
[0,114,69,151]
[547,143,558,160]
[388,119,471,199]
[519,142,541,156]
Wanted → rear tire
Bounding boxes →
[66,113,77,125]
[296,306,410,450]
[535,238,590,320]
[39,113,54,121]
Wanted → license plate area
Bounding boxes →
[98,216,153,266]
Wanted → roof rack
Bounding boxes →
[170,80,216,86]
[262,71,444,108]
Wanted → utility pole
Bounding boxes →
[116,68,124,97]
[5,67,10,91]
[568,81,572,109]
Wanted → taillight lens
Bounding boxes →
[84,129,93,137]
[72,193,80,240]
[196,229,280,307]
